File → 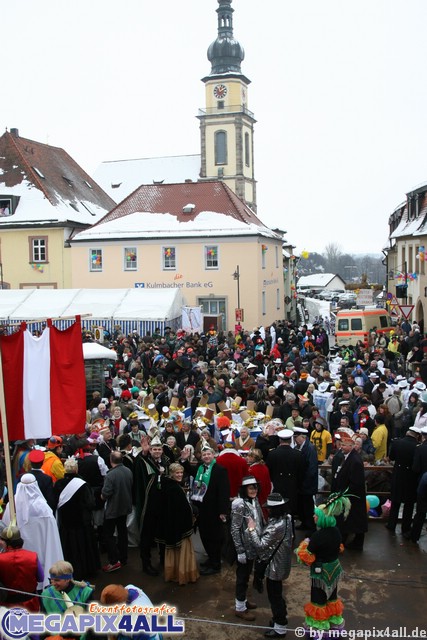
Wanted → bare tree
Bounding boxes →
[323,242,343,273]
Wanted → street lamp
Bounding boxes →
[232,265,240,309]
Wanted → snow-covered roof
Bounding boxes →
[0,288,183,322]
[297,273,344,288]
[0,130,115,226]
[73,210,278,241]
[83,342,117,361]
[93,154,201,202]
[72,181,281,242]
[390,215,427,240]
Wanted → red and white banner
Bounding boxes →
[0,318,86,441]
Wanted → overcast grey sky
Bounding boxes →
[3,0,427,255]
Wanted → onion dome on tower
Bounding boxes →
[207,0,245,75]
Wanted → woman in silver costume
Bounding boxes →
[231,476,264,622]
[246,493,293,638]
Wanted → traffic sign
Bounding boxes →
[398,305,415,319]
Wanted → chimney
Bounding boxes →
[10,128,19,138]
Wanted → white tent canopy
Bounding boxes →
[0,288,184,335]
[82,342,117,361]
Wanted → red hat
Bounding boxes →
[121,390,132,399]
[28,449,45,464]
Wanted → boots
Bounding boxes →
[235,609,256,622]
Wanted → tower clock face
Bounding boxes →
[213,84,227,99]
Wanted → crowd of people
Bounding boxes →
[0,316,427,637]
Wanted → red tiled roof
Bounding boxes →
[0,130,115,220]
[94,180,270,230]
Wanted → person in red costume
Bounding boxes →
[216,427,249,500]
[0,524,44,611]
[246,448,272,519]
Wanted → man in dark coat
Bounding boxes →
[266,429,303,516]
[413,427,427,479]
[329,401,355,435]
[101,451,133,572]
[330,433,368,550]
[190,445,230,575]
[175,419,200,449]
[386,427,420,536]
[255,421,280,461]
[135,434,171,576]
[410,470,427,542]
[294,426,318,533]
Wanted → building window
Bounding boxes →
[276,288,280,310]
[90,249,102,272]
[417,245,426,276]
[245,132,250,167]
[29,236,48,263]
[215,131,227,165]
[262,244,267,269]
[262,291,266,315]
[124,247,137,271]
[205,245,218,269]
[163,247,176,270]
[275,245,279,268]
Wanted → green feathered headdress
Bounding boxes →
[314,489,353,528]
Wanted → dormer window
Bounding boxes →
[63,176,74,187]
[0,195,20,217]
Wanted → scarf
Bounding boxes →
[57,477,86,510]
[192,460,216,503]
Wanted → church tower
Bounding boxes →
[198,0,257,212]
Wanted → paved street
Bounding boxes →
[91,520,427,639]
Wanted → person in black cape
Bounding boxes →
[54,457,100,580]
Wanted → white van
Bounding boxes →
[335,308,393,347]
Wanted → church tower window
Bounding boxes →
[215,131,228,165]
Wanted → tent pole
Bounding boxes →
[0,340,16,523]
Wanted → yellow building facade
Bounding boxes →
[70,181,284,332]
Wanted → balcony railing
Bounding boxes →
[198,105,255,118]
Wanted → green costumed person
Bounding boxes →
[295,491,352,636]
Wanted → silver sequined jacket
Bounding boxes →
[245,514,293,580]
[230,497,264,559]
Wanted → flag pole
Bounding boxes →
[6,313,92,326]
[0,339,16,523]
